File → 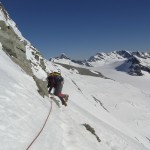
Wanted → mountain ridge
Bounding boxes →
[50,50,150,76]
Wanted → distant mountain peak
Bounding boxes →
[49,53,71,62]
[59,53,70,59]
[115,50,132,58]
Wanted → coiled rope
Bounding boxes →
[26,100,53,150]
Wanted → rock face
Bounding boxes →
[127,57,150,76]
[115,51,150,76]
[0,3,48,97]
[0,3,32,76]
[0,20,33,76]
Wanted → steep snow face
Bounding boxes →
[48,62,150,150]
[0,45,51,150]
[1,47,150,150]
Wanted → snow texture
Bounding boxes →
[1,47,150,150]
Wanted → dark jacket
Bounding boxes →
[54,79,64,95]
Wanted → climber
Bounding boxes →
[47,71,69,106]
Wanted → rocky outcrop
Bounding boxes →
[0,3,49,97]
[116,56,150,76]
[33,75,48,97]
[0,3,9,20]
[128,57,150,76]
[116,50,132,58]
[0,20,33,76]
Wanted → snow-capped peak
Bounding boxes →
[59,53,70,59]
[52,53,70,60]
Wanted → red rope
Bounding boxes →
[26,100,53,150]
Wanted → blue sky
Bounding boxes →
[1,0,150,59]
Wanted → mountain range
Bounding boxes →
[50,50,150,76]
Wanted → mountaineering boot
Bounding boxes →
[62,99,67,106]
[64,94,69,102]
[59,97,67,106]
[63,102,67,106]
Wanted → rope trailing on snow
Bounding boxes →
[26,100,53,150]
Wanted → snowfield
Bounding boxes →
[1,45,150,150]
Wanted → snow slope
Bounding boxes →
[1,45,150,150]
[92,61,150,93]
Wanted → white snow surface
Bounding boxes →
[1,44,150,150]
[25,44,47,80]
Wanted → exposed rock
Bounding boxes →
[0,3,9,20]
[128,57,150,75]
[128,57,140,64]
[82,123,101,143]
[128,64,143,76]
[116,50,132,58]
[35,54,39,61]
[0,20,33,76]
[32,75,48,98]
[0,9,49,98]
[40,58,46,71]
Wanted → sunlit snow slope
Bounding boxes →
[0,45,150,150]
